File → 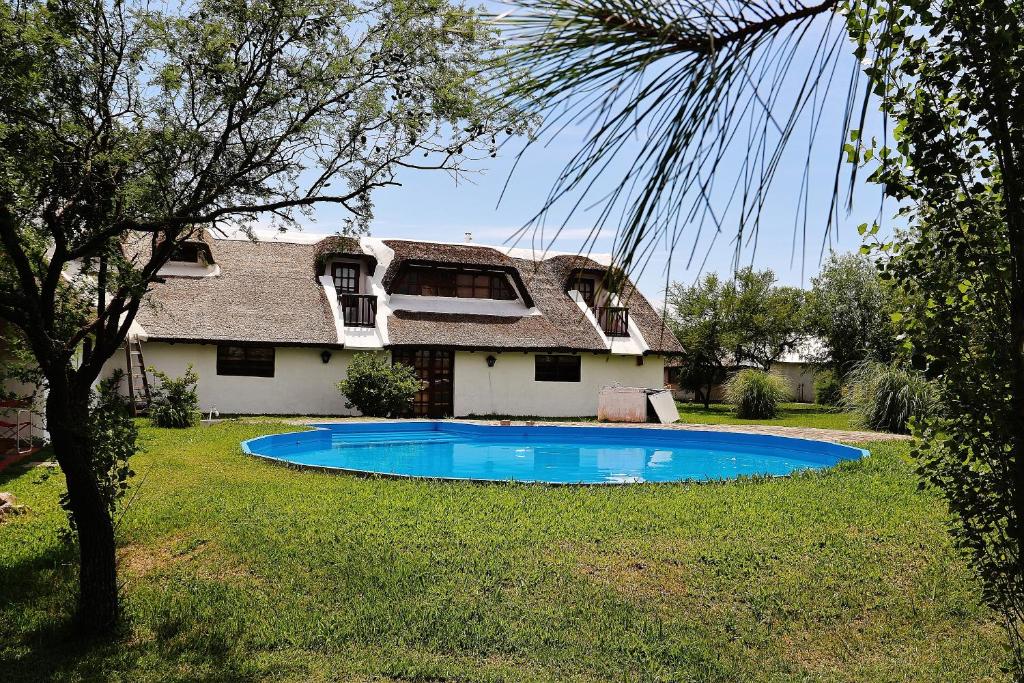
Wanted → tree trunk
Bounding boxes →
[47,383,119,634]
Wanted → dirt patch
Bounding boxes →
[119,533,256,583]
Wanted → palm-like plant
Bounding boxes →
[498,0,856,273]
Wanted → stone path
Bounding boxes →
[283,416,908,444]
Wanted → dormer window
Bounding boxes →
[332,263,360,294]
[575,277,596,307]
[170,243,201,263]
[393,265,518,301]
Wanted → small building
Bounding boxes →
[102,233,682,417]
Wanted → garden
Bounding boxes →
[0,420,1008,681]
[1,0,1022,680]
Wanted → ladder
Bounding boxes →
[123,338,152,416]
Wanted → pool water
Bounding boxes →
[241,422,867,484]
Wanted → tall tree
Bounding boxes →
[0,0,523,633]
[667,267,803,406]
[725,267,805,371]
[666,273,730,407]
[804,252,897,373]
[501,0,1024,666]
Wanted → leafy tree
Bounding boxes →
[502,0,1024,667]
[338,352,421,417]
[667,267,803,407]
[852,0,1024,657]
[725,268,805,372]
[0,0,523,633]
[665,273,731,407]
[805,252,898,373]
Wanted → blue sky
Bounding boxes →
[297,9,889,302]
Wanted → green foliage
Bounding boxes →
[842,362,937,435]
[2,422,1006,680]
[667,267,803,407]
[338,353,421,418]
[847,0,1024,664]
[814,369,844,406]
[723,369,791,420]
[805,253,899,373]
[148,366,200,428]
[57,370,138,533]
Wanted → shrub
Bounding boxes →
[338,352,421,418]
[842,361,938,434]
[723,369,791,419]
[814,369,843,406]
[149,365,201,428]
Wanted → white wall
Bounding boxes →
[453,352,666,417]
[773,361,816,403]
[103,343,666,417]
[102,342,359,415]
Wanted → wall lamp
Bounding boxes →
[486,355,497,368]
[320,350,332,364]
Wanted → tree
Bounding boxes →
[667,267,803,407]
[501,0,1024,668]
[725,267,805,372]
[805,252,898,373]
[666,273,731,407]
[850,0,1024,659]
[0,0,523,633]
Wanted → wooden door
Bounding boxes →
[393,349,454,418]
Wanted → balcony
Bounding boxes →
[594,306,629,337]
[340,293,377,328]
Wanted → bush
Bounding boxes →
[814,369,843,406]
[842,361,937,434]
[723,369,791,419]
[149,365,200,428]
[338,352,421,418]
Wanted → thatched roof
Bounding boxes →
[137,236,683,355]
[137,239,338,346]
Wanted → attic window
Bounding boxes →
[393,265,517,300]
[170,242,203,264]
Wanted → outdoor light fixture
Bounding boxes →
[320,350,332,364]
[486,355,497,367]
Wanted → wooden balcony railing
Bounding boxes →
[594,306,630,337]
[340,293,377,328]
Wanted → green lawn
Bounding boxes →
[0,421,1007,681]
[676,401,862,430]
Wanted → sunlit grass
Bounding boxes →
[0,420,1007,681]
[676,402,861,430]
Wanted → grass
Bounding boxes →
[676,402,861,430]
[0,420,1008,681]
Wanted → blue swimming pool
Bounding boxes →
[241,422,868,484]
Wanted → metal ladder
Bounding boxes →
[123,338,152,416]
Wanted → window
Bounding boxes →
[393,265,517,300]
[170,242,202,263]
[535,354,581,382]
[575,278,596,307]
[216,345,275,377]
[332,263,360,294]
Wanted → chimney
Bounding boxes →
[464,231,473,243]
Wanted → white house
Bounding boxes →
[101,232,682,418]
